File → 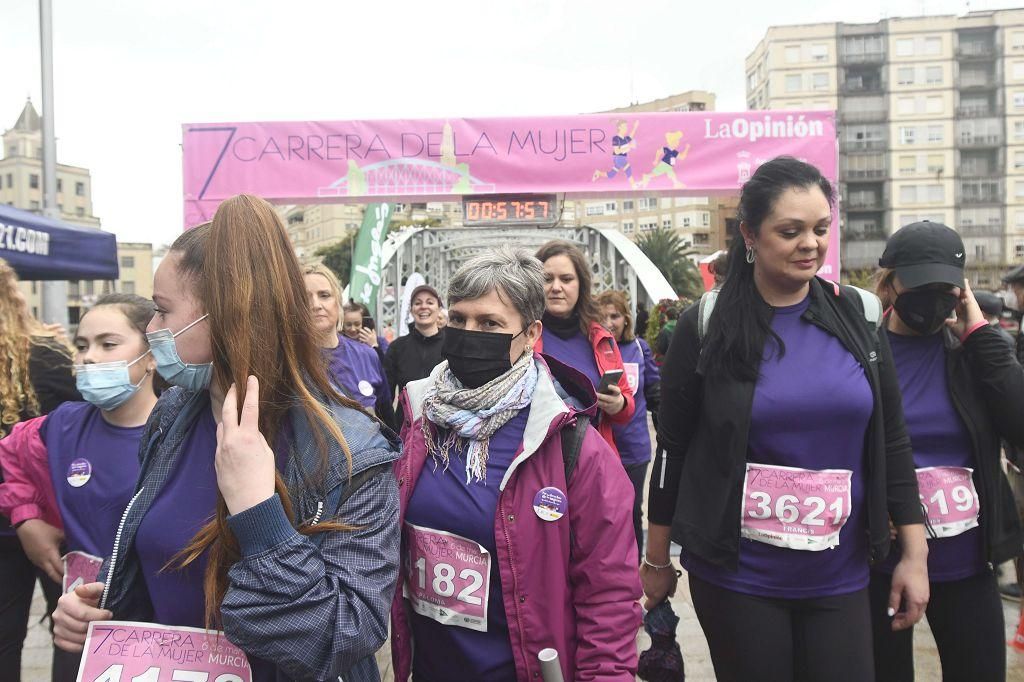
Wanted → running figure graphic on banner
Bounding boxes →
[593,119,640,187]
[640,131,690,189]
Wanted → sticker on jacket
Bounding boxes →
[76,620,251,681]
[403,522,490,632]
[741,463,853,551]
[916,466,980,539]
[623,362,639,392]
[62,550,103,594]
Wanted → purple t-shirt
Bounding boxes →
[541,329,601,395]
[879,331,985,582]
[684,296,874,598]
[405,407,530,682]
[136,407,219,627]
[612,338,659,466]
[325,334,390,410]
[42,402,143,558]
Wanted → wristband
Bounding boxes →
[960,320,988,343]
[642,557,673,570]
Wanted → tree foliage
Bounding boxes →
[314,233,355,287]
[634,227,705,301]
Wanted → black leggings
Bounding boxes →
[869,569,1004,682]
[623,461,647,562]
[689,573,875,682]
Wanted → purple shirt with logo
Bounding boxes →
[404,407,530,682]
[683,297,874,598]
[612,338,658,466]
[878,331,985,582]
[41,402,143,558]
[325,334,390,410]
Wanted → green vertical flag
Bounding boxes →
[349,203,394,311]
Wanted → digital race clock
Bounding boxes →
[462,194,559,227]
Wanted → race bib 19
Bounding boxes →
[63,550,103,594]
[403,522,491,633]
[741,463,853,551]
[76,621,251,682]
[916,466,980,539]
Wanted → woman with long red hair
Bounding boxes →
[51,196,401,682]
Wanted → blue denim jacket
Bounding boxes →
[98,387,401,681]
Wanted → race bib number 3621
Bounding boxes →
[76,621,251,682]
[741,463,853,552]
[403,522,491,633]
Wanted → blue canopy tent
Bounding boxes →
[0,203,118,281]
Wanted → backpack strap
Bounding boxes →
[833,283,883,330]
[697,290,718,341]
[561,414,590,484]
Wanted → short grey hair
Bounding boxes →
[447,247,546,326]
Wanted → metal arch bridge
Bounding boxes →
[369,225,676,332]
[317,157,496,197]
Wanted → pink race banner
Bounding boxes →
[77,621,251,682]
[182,111,840,276]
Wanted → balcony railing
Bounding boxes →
[840,109,888,123]
[959,223,1003,236]
[956,43,997,59]
[958,134,1004,148]
[841,138,887,152]
[956,104,1003,118]
[957,74,997,89]
[842,168,887,180]
[842,238,887,269]
[846,197,886,210]
[840,51,886,64]
[840,82,884,95]
[958,167,1002,178]
[960,191,1005,204]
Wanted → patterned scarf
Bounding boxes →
[421,351,538,484]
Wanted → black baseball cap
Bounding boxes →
[1003,264,1024,285]
[878,221,965,289]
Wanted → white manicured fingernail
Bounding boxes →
[887,607,896,617]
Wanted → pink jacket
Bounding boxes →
[390,353,642,681]
[0,416,61,528]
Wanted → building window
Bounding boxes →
[7,145,15,157]
[29,174,39,189]
[662,219,673,229]
[1015,93,1024,109]
[5,174,11,188]
[702,212,710,226]
[897,67,914,85]
[640,221,657,231]
[1016,181,1024,199]
[69,282,80,296]
[896,39,915,57]
[75,182,85,196]
[899,127,916,145]
[605,202,616,213]
[1015,62,1024,80]
[926,97,942,114]
[693,234,710,245]
[56,178,62,192]
[898,97,915,115]
[899,185,918,203]
[925,66,942,84]
[926,185,944,203]
[29,200,40,210]
[75,207,85,217]
[622,200,634,211]
[899,156,916,175]
[927,154,944,173]
[810,44,828,61]
[785,46,801,63]
[927,125,943,143]
[1016,152,1024,170]
[785,75,802,92]
[1016,121,1024,140]
[812,73,829,90]
[1016,243,1024,258]
[120,256,135,268]
[85,281,94,295]
[122,282,135,295]
[586,205,605,216]
[924,37,941,56]
[622,221,634,234]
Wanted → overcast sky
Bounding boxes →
[2,0,1021,248]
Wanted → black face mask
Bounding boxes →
[442,326,526,389]
[893,290,959,335]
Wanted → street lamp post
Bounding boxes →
[38,0,69,327]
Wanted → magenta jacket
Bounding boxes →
[390,353,642,682]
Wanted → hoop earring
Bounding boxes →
[745,245,756,264]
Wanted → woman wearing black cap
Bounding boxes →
[870,221,1024,682]
[384,284,445,424]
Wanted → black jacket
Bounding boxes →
[649,278,923,569]
[918,322,1024,566]
[383,324,445,400]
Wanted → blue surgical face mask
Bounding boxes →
[145,314,213,391]
[74,352,151,411]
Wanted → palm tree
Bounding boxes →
[634,227,704,301]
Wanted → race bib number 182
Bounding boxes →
[403,522,491,633]
[76,621,251,682]
[741,463,853,551]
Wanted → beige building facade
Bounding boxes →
[1,100,151,321]
[746,10,1024,286]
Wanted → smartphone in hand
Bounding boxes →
[597,369,624,394]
